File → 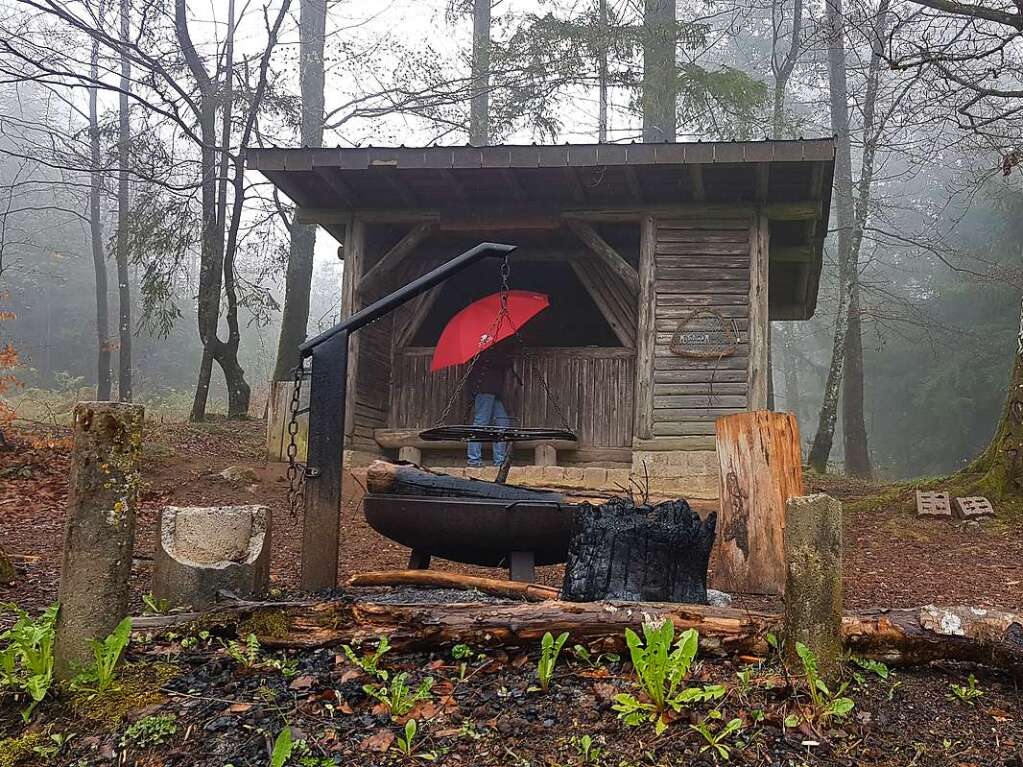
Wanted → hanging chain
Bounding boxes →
[285,358,306,520]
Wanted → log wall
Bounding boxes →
[390,347,635,448]
[646,211,760,439]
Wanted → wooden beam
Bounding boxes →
[502,168,528,201]
[623,166,644,203]
[756,164,770,203]
[394,287,441,348]
[635,216,656,441]
[313,167,355,207]
[562,166,587,203]
[688,165,706,201]
[341,218,365,440]
[564,219,640,294]
[570,260,636,348]
[357,222,437,298]
[378,169,418,207]
[438,168,468,203]
[762,201,821,220]
[771,245,814,263]
[747,213,770,410]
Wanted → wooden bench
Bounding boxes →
[373,429,630,467]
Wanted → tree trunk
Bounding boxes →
[597,0,609,142]
[131,599,1023,677]
[714,411,804,595]
[642,0,676,142]
[843,283,872,477]
[769,0,803,140]
[964,301,1023,501]
[88,7,112,402]
[469,0,491,145]
[272,0,327,382]
[807,0,855,473]
[115,0,133,402]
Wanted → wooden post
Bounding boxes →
[534,443,557,467]
[54,402,143,681]
[398,446,422,464]
[713,410,803,595]
[634,215,656,440]
[748,213,770,410]
[265,378,308,462]
[341,217,365,441]
[784,494,843,681]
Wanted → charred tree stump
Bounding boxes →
[714,411,804,595]
[366,460,563,502]
[561,499,717,603]
[55,402,143,682]
[784,494,844,681]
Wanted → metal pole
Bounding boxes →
[299,242,516,589]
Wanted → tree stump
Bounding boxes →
[561,498,717,603]
[784,494,843,681]
[714,411,804,595]
[54,402,143,682]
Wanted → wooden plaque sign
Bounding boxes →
[670,308,737,359]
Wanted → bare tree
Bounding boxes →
[470,0,491,144]
[115,0,131,401]
[642,0,676,142]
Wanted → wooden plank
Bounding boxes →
[656,266,749,280]
[655,255,750,269]
[635,216,656,440]
[571,260,636,348]
[654,369,747,384]
[654,395,747,408]
[341,218,363,440]
[653,407,748,420]
[654,280,751,294]
[713,411,803,595]
[747,213,770,411]
[564,219,640,294]
[653,382,748,396]
[357,222,437,297]
[655,242,751,256]
[632,436,716,451]
[652,422,717,436]
[394,287,440,348]
[654,356,748,371]
[656,231,749,243]
[688,165,705,201]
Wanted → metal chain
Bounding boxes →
[285,358,306,520]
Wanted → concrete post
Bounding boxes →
[783,493,843,681]
[54,402,143,682]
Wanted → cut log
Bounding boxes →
[130,599,1023,677]
[561,499,717,603]
[346,571,559,602]
[366,460,563,502]
[714,411,804,595]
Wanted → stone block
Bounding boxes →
[916,490,952,519]
[607,469,631,490]
[954,496,994,520]
[542,466,567,484]
[153,505,271,610]
[582,467,608,488]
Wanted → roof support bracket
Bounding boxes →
[357,221,438,298]
[563,219,640,295]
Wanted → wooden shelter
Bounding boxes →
[250,139,834,487]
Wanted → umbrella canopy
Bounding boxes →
[430,290,550,372]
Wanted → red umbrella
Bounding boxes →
[431,290,550,371]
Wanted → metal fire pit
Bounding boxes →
[362,494,574,582]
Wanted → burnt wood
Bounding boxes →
[561,498,717,604]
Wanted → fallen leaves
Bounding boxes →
[359,728,395,753]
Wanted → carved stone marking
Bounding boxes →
[915,490,952,519]
[954,496,995,520]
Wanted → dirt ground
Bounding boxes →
[1,420,1023,767]
[1,419,1021,614]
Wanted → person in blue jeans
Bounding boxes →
[466,343,514,467]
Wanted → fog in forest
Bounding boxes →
[2,0,1021,480]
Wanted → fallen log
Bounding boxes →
[346,571,560,602]
[130,600,1023,677]
[366,460,564,502]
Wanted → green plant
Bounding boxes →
[342,636,391,680]
[612,622,724,734]
[270,726,293,767]
[792,643,854,725]
[690,711,743,761]
[948,674,984,705]
[535,631,569,692]
[141,593,171,615]
[570,645,620,668]
[450,643,486,680]
[571,734,604,765]
[364,672,434,718]
[852,657,890,679]
[119,714,178,748]
[32,732,74,758]
[395,719,419,757]
[0,602,57,721]
[225,634,298,677]
[71,617,132,694]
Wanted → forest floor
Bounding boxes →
[0,419,1021,766]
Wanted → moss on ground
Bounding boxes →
[69,661,179,729]
[0,731,47,767]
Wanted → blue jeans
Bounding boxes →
[467,393,511,466]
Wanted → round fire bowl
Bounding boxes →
[363,494,574,567]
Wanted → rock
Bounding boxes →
[706,589,732,607]
[152,505,271,610]
[219,465,258,484]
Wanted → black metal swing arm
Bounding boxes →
[297,241,516,592]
